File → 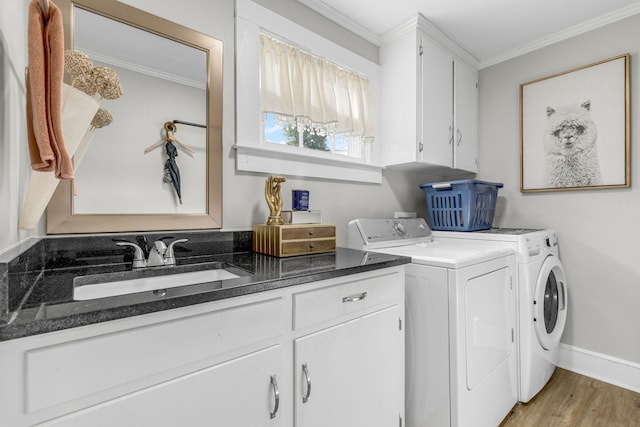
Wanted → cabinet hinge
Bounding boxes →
[399,317,402,331]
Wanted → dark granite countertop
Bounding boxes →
[0,230,409,341]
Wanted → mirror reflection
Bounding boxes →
[49,0,223,233]
[72,7,207,214]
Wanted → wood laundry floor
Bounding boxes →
[499,368,640,426]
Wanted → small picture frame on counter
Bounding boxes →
[292,189,309,210]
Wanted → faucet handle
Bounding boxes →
[153,240,167,254]
[116,241,147,268]
[165,238,188,266]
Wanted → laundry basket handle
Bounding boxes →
[432,183,453,190]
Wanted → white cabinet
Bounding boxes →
[292,269,404,427]
[381,14,478,173]
[0,266,405,427]
[0,294,286,427]
[43,346,283,427]
[294,307,402,427]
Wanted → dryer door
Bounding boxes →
[533,256,568,350]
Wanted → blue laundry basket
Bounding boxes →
[419,180,503,231]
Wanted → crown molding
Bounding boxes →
[76,47,206,90]
[298,0,640,69]
[480,2,640,68]
[297,0,383,44]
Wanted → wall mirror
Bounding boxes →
[48,0,223,233]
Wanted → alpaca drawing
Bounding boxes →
[544,100,602,188]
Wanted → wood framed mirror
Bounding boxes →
[48,0,222,233]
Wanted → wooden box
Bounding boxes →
[253,224,337,257]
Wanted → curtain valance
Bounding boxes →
[260,33,373,141]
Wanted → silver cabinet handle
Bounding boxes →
[302,363,312,403]
[342,291,367,303]
[448,125,454,144]
[456,128,462,146]
[270,375,280,419]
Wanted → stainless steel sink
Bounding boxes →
[73,264,244,300]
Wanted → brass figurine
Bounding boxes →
[265,176,286,225]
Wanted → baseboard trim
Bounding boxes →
[558,343,640,393]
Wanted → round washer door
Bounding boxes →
[533,255,568,350]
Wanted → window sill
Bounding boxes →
[234,145,382,184]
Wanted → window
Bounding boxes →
[260,33,372,162]
[235,0,382,183]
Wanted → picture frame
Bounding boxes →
[520,54,630,192]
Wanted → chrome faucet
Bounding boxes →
[116,238,188,268]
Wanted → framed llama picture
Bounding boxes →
[520,54,630,192]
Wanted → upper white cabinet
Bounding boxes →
[380,14,479,173]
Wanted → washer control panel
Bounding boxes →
[524,231,559,258]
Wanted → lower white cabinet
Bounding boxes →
[294,306,403,427]
[0,266,404,427]
[43,346,283,427]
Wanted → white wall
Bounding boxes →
[0,1,33,250]
[478,15,640,364]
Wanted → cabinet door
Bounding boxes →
[453,58,478,172]
[419,33,454,168]
[294,306,403,427]
[41,346,284,427]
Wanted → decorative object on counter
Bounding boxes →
[253,223,336,257]
[420,179,503,231]
[264,176,286,225]
[282,210,323,224]
[19,47,123,230]
[292,189,309,210]
[144,122,197,205]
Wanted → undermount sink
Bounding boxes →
[73,264,244,301]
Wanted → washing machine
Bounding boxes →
[348,218,518,427]
[432,228,568,402]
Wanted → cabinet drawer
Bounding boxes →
[25,298,283,413]
[282,239,336,256]
[293,272,401,330]
[282,226,335,240]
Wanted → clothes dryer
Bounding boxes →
[348,218,518,427]
[432,228,568,402]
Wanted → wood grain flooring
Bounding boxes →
[500,368,640,426]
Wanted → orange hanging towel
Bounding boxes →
[26,0,73,179]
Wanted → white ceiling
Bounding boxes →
[298,0,640,67]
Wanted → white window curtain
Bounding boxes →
[259,33,373,142]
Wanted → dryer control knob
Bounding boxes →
[394,222,407,236]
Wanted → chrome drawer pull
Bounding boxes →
[270,375,280,419]
[302,363,312,403]
[342,291,367,303]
